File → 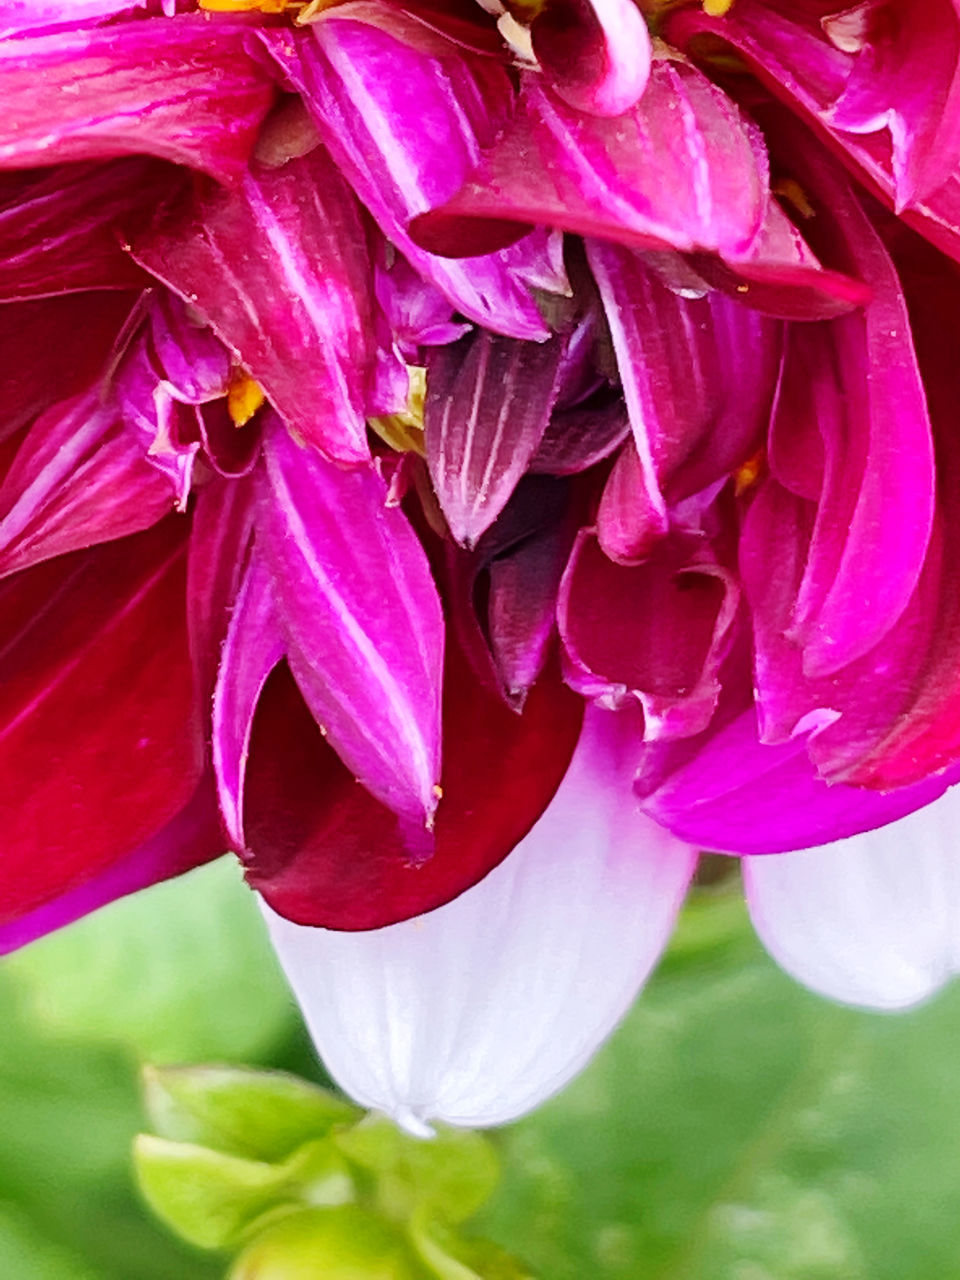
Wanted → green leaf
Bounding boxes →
[409,1210,533,1280]
[335,1118,500,1224]
[229,1207,423,1280]
[477,882,960,1280]
[143,1064,357,1162]
[4,859,294,1063]
[134,1135,356,1251]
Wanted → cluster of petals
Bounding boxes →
[4,0,960,1130]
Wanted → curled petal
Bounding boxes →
[744,786,960,1010]
[257,414,444,826]
[242,644,582,931]
[132,147,374,465]
[560,529,738,739]
[411,59,768,259]
[0,389,176,576]
[260,707,696,1129]
[266,21,552,339]
[0,15,274,181]
[531,0,651,118]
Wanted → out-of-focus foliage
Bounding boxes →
[3,862,960,1277]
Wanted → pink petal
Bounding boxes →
[257,414,444,826]
[531,0,651,118]
[131,147,375,466]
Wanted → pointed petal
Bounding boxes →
[242,644,582,931]
[531,0,651,118]
[0,389,176,576]
[0,519,202,925]
[0,15,274,181]
[411,59,768,259]
[260,706,696,1129]
[257,414,444,825]
[131,147,374,465]
[424,331,566,546]
[264,22,552,339]
[744,786,960,1010]
[212,552,286,850]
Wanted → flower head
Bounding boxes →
[3,0,960,1125]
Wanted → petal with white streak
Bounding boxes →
[744,787,960,1011]
[260,708,696,1131]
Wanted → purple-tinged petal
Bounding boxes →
[596,440,661,564]
[243,642,582,930]
[0,291,140,440]
[529,393,630,475]
[0,159,172,301]
[261,705,695,1130]
[148,291,231,405]
[638,706,960,855]
[263,22,552,339]
[0,519,203,925]
[744,785,960,1010]
[308,0,506,59]
[131,147,374,465]
[257,414,444,826]
[586,238,780,552]
[411,59,768,258]
[114,340,201,507]
[0,15,275,181]
[0,1,156,36]
[560,528,738,739]
[374,250,471,358]
[213,551,285,850]
[424,331,566,546]
[195,401,263,479]
[0,780,224,957]
[0,389,176,576]
[531,0,651,117]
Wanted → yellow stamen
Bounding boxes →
[773,177,817,221]
[227,371,266,428]
[733,448,765,497]
[199,0,289,12]
[368,366,427,456]
[703,0,734,15]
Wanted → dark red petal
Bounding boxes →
[242,646,583,930]
[0,518,202,924]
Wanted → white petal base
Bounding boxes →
[744,785,960,1010]
[260,707,697,1130]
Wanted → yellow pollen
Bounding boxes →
[703,0,734,14]
[368,365,427,456]
[733,448,765,497]
[773,177,817,221]
[199,0,289,11]
[227,372,266,428]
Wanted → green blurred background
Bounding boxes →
[2,858,959,1280]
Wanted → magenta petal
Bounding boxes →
[131,147,374,465]
[266,22,551,339]
[530,394,630,476]
[411,59,768,259]
[257,415,444,825]
[149,291,232,406]
[639,706,960,856]
[0,14,274,181]
[531,0,651,117]
[0,520,202,925]
[586,238,780,542]
[213,551,285,849]
[425,331,566,546]
[0,158,169,301]
[560,528,738,739]
[0,779,223,957]
[0,389,176,576]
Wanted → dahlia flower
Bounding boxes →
[3,0,960,1133]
